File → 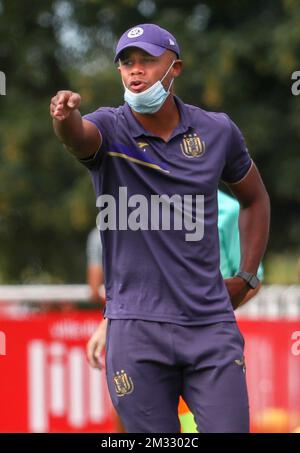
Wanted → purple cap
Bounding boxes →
[114,23,180,63]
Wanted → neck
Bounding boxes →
[131,94,180,141]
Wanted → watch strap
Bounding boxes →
[236,271,259,289]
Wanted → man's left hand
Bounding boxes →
[224,276,262,310]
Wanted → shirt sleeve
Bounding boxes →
[78,107,116,171]
[86,228,103,266]
[221,116,252,184]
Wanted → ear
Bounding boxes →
[173,60,183,78]
[117,58,122,73]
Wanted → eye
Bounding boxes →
[121,59,133,67]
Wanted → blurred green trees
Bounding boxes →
[0,0,299,282]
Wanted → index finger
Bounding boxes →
[56,90,72,105]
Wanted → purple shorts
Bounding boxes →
[105,319,249,433]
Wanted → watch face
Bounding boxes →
[249,275,259,289]
[237,271,259,289]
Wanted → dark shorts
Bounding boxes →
[105,319,249,433]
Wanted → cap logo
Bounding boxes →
[169,39,175,45]
[127,27,144,38]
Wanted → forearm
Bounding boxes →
[53,110,86,157]
[50,90,100,158]
[239,193,270,274]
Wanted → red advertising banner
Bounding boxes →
[239,319,300,433]
[0,309,300,432]
[0,309,116,433]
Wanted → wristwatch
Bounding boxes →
[236,271,260,289]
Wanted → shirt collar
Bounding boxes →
[123,95,191,140]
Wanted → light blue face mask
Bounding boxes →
[122,60,176,114]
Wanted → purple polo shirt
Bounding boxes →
[80,97,252,325]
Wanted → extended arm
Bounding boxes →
[50,90,101,158]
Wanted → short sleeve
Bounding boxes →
[221,116,252,184]
[78,107,116,170]
[86,228,102,266]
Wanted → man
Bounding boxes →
[50,23,270,432]
[86,190,264,432]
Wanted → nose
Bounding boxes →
[130,63,144,76]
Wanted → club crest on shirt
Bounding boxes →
[181,133,205,158]
[113,370,134,397]
[136,141,149,152]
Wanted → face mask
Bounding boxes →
[122,60,176,114]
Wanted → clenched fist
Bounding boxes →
[224,276,261,310]
[50,90,81,121]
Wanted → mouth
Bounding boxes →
[129,80,148,93]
